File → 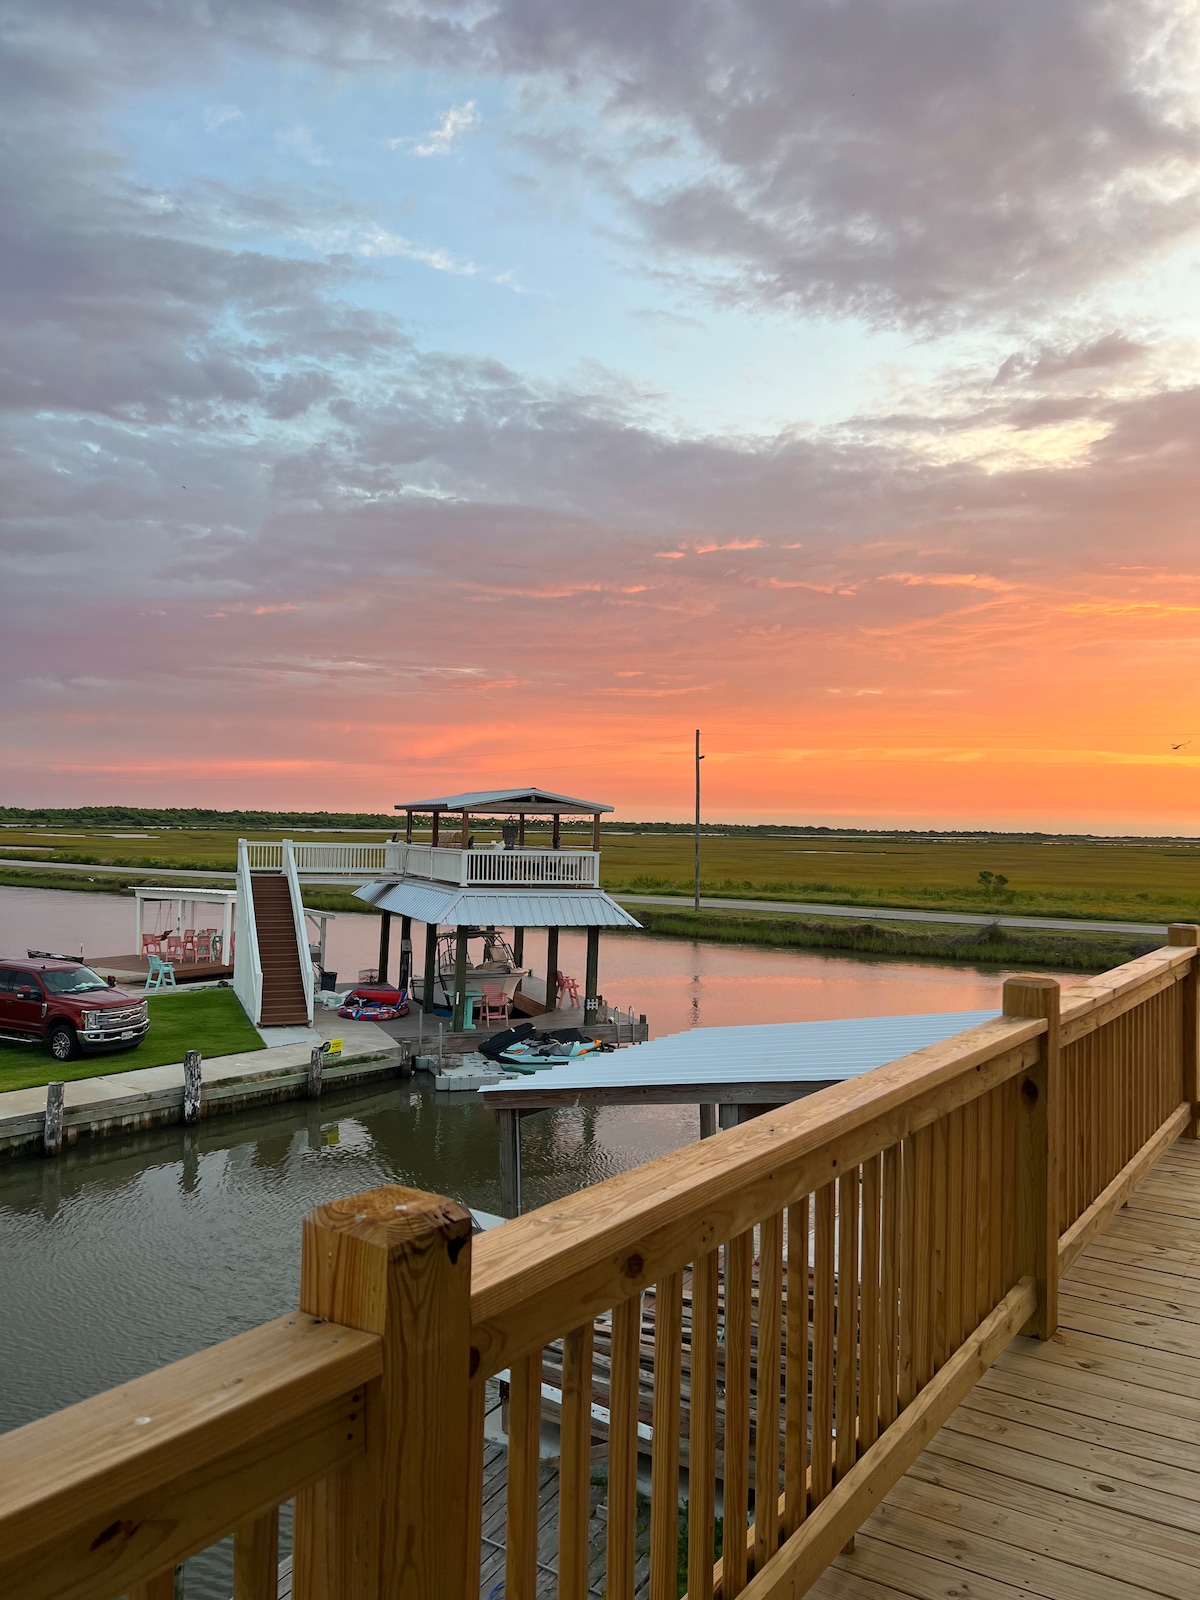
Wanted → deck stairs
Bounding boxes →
[249,872,309,1027]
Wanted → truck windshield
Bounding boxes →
[39,967,110,995]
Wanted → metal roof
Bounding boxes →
[393,787,613,815]
[480,1008,999,1104]
[354,878,641,928]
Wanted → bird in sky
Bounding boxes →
[1172,739,1192,751]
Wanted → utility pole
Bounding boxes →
[694,728,704,911]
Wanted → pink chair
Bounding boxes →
[480,986,511,1026]
[141,933,163,956]
[194,932,212,961]
[557,971,581,1007]
[166,935,184,961]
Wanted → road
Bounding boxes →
[615,892,1169,940]
[0,860,1172,938]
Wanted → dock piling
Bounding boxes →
[307,1044,323,1099]
[43,1082,65,1158]
[183,1050,202,1124]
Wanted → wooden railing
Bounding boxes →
[2,934,1197,1600]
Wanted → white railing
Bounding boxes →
[390,842,599,887]
[233,839,264,1026]
[288,841,396,875]
[282,841,315,1024]
[244,841,283,871]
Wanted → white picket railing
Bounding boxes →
[244,841,283,871]
[242,839,599,886]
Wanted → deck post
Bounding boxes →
[135,894,144,952]
[452,926,468,1032]
[307,1044,323,1100]
[584,926,600,1029]
[552,812,561,850]
[377,910,392,987]
[291,1184,474,1600]
[699,1103,717,1139]
[399,916,412,989]
[1004,975,1061,1339]
[422,922,438,1014]
[405,809,413,843]
[1169,925,1200,1137]
[498,1108,522,1216]
[518,814,525,846]
[221,896,233,963]
[545,926,559,1013]
[512,926,524,965]
[431,811,440,847]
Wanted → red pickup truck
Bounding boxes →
[0,958,149,1062]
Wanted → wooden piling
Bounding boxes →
[307,1045,323,1100]
[183,1050,202,1124]
[43,1081,65,1158]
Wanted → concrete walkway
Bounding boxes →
[0,1008,400,1159]
[617,892,1169,939]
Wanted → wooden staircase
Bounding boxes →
[250,872,309,1026]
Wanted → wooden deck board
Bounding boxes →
[828,1136,1200,1599]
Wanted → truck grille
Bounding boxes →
[93,1004,148,1032]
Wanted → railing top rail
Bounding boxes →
[470,1010,1043,1378]
[0,1313,379,1568]
[1060,941,1193,1044]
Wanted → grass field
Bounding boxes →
[4,820,1200,924]
[0,988,264,1093]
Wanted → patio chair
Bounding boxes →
[145,954,177,992]
[194,932,212,961]
[557,970,581,1007]
[165,935,184,961]
[480,985,511,1026]
[141,934,163,956]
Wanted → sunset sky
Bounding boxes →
[4,2,1200,829]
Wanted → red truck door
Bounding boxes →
[0,969,45,1035]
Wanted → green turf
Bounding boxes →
[0,987,264,1093]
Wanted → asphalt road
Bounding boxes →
[0,860,1172,939]
[615,892,1169,940]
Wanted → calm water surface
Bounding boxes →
[0,884,1074,1594]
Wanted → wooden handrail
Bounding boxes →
[2,938,1197,1600]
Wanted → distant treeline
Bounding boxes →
[2,804,1199,844]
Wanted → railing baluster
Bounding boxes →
[911,1125,933,1391]
[467,1379,486,1600]
[946,1107,965,1355]
[723,1229,753,1596]
[931,1118,948,1372]
[687,1250,719,1600]
[834,1170,859,1488]
[753,1211,783,1575]
[879,1145,900,1429]
[961,1100,979,1337]
[859,1155,881,1451]
[129,1569,178,1600]
[559,1321,594,1600]
[783,1195,810,1535]
[506,1350,543,1600]
[898,1133,916,1410]
[233,1507,278,1600]
[649,1276,682,1600]
[608,1295,641,1600]
[811,1182,835,1505]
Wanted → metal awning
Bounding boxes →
[393,787,612,816]
[354,879,641,929]
[481,1009,999,1107]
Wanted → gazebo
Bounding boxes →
[354,787,640,1031]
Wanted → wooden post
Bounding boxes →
[498,1108,522,1217]
[43,1081,65,1158]
[518,814,526,846]
[183,1050,202,1124]
[461,811,470,848]
[512,926,524,966]
[399,916,412,990]
[552,813,561,851]
[405,809,413,844]
[291,1185,474,1600]
[545,926,559,1013]
[592,813,601,851]
[584,926,600,1030]
[431,812,440,847]
[377,911,392,988]
[1169,924,1200,1137]
[699,1103,717,1139]
[1004,976,1061,1339]
[308,1044,324,1099]
[423,922,438,1014]
[452,926,468,1032]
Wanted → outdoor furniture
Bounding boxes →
[462,988,484,1030]
[141,934,163,956]
[557,970,581,1007]
[480,985,511,1026]
[165,935,184,960]
[194,932,212,961]
[145,955,177,992]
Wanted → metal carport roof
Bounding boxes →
[354,878,641,928]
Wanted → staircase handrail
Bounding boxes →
[234,838,264,1027]
[282,839,315,1025]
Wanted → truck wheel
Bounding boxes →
[48,1023,79,1062]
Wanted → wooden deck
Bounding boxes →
[813,1136,1200,1600]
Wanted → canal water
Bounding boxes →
[0,884,1073,1594]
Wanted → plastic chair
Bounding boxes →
[194,932,212,961]
[165,935,184,960]
[145,955,177,991]
[141,933,163,955]
[557,971,581,1007]
[480,985,511,1026]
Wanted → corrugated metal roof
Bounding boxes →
[393,787,612,814]
[353,879,641,928]
[479,1009,999,1097]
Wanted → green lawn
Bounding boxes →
[0,987,264,1093]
